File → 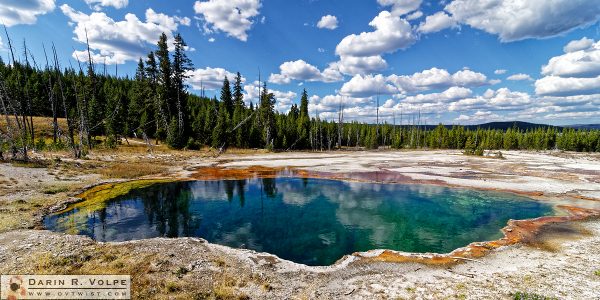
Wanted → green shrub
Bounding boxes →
[185,137,200,150]
[35,138,47,151]
[474,147,484,156]
[50,140,66,151]
[42,185,69,194]
[166,118,185,149]
[104,135,118,149]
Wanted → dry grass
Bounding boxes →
[513,291,557,300]
[211,270,252,300]
[0,194,66,232]
[29,244,253,300]
[98,162,168,179]
[2,115,269,161]
[42,184,70,195]
[32,246,166,299]
[0,159,95,232]
[10,159,51,168]
[0,115,68,138]
[220,148,269,155]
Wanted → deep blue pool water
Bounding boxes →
[45,178,554,265]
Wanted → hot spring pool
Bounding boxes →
[45,178,554,266]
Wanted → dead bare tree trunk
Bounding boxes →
[23,40,35,147]
[42,44,58,144]
[72,53,90,154]
[52,44,79,158]
[155,93,168,145]
[142,131,153,153]
[84,29,94,150]
[3,26,28,160]
[0,80,16,158]
[347,126,351,149]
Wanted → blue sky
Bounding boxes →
[1,0,600,125]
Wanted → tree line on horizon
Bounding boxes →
[1,31,599,161]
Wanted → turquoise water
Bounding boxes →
[44,178,553,266]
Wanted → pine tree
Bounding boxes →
[233,72,244,108]
[258,82,275,148]
[464,136,476,155]
[286,104,299,149]
[86,61,102,142]
[156,33,172,125]
[248,102,261,148]
[145,51,162,142]
[203,98,217,144]
[232,72,245,147]
[232,104,244,148]
[104,82,126,148]
[166,117,183,148]
[297,89,310,149]
[128,59,146,137]
[212,102,229,148]
[171,33,193,144]
[1,35,599,156]
[156,33,184,148]
[220,76,233,116]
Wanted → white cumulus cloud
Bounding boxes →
[332,55,388,75]
[186,67,242,90]
[403,86,472,104]
[317,15,338,30]
[334,11,416,75]
[418,12,456,34]
[269,60,343,84]
[536,39,600,96]
[61,4,189,65]
[340,74,398,97]
[84,0,128,11]
[194,0,261,42]
[455,111,502,123]
[507,73,533,81]
[406,10,423,20]
[445,0,600,42]
[336,11,415,57]
[448,88,531,111]
[0,0,55,27]
[563,37,595,53]
[535,76,600,96]
[387,67,488,92]
[377,0,422,16]
[541,40,600,78]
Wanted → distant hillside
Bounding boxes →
[466,121,562,131]
[564,124,600,130]
[397,121,561,131]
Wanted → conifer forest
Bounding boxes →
[1,32,599,161]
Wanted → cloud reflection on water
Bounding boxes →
[45,177,552,265]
